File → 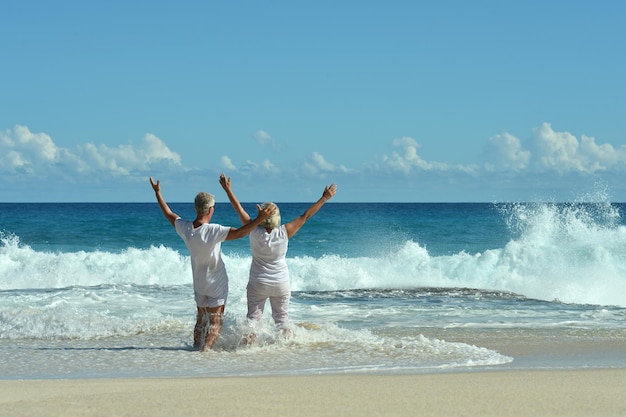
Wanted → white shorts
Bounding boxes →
[246,280,290,327]
[194,291,227,308]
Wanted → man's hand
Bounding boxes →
[150,177,161,193]
[219,173,231,191]
[256,203,277,220]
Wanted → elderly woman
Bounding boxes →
[219,173,336,343]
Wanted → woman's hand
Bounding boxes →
[323,183,337,200]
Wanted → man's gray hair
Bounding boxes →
[194,192,215,215]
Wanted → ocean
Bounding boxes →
[1,196,626,380]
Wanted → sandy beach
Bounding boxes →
[1,369,625,417]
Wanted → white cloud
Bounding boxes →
[311,152,334,171]
[220,155,237,170]
[14,125,60,161]
[142,133,182,165]
[0,131,11,146]
[261,159,277,171]
[483,132,530,171]
[483,123,626,175]
[302,152,351,176]
[2,150,29,172]
[5,123,626,202]
[76,134,181,175]
[253,130,273,146]
[531,123,585,173]
[0,125,61,172]
[217,155,282,176]
[382,136,452,174]
[0,125,182,178]
[243,159,281,174]
[578,135,622,172]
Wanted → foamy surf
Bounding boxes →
[1,199,626,379]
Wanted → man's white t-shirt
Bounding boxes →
[175,218,230,297]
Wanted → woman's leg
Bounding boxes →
[243,282,268,345]
[269,280,291,328]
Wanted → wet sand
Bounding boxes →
[1,369,625,417]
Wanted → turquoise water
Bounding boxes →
[1,200,625,379]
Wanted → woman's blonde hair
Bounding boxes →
[261,202,281,229]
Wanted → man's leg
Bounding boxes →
[193,308,206,349]
[200,305,225,352]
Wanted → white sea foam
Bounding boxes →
[2,199,626,307]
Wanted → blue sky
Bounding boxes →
[2,1,625,202]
